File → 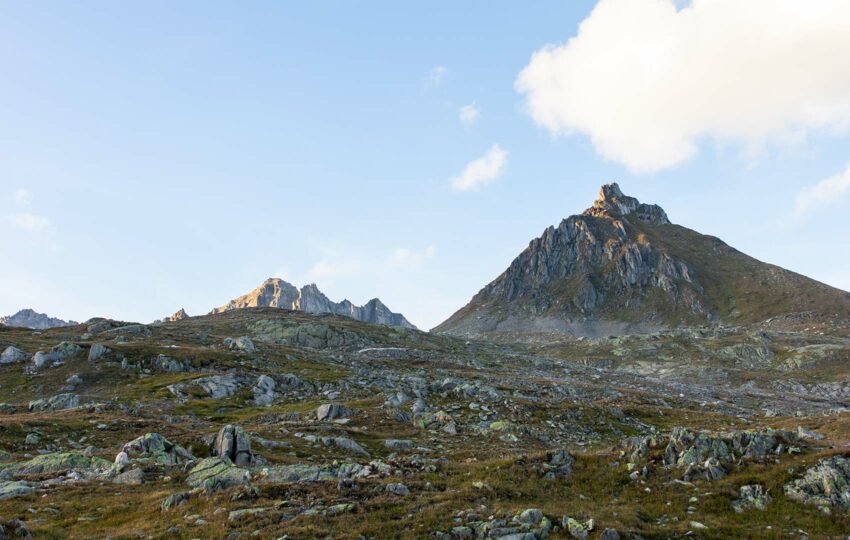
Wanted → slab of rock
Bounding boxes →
[0,346,27,364]
[113,468,145,485]
[168,374,240,400]
[28,393,80,412]
[384,439,414,450]
[0,480,35,500]
[122,433,193,465]
[154,354,188,372]
[211,425,255,466]
[0,452,110,478]
[321,436,369,457]
[260,464,336,484]
[385,482,409,496]
[185,457,250,492]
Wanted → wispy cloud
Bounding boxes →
[14,188,31,207]
[451,144,508,192]
[388,245,436,268]
[795,163,850,217]
[424,65,448,88]
[459,102,480,127]
[8,213,50,232]
[307,260,363,282]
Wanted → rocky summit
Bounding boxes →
[0,309,78,330]
[212,277,416,328]
[436,183,850,338]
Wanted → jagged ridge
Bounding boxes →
[211,278,415,329]
[0,309,78,330]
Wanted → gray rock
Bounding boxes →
[224,336,257,353]
[261,464,336,484]
[87,343,112,361]
[784,456,850,510]
[732,484,772,512]
[251,375,277,406]
[161,492,190,512]
[168,374,240,399]
[321,436,369,457]
[113,468,145,485]
[316,403,353,421]
[211,425,255,466]
[154,355,187,373]
[122,433,193,465]
[0,346,27,364]
[385,482,409,496]
[599,529,620,540]
[384,439,414,450]
[0,480,35,500]
[185,457,251,492]
[28,393,80,412]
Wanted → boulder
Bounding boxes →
[113,468,145,485]
[185,457,250,492]
[167,374,240,400]
[122,433,193,465]
[224,336,256,353]
[161,492,190,512]
[384,439,414,450]
[211,425,255,466]
[154,354,187,373]
[251,375,277,406]
[321,436,369,457]
[87,343,112,362]
[0,346,27,365]
[385,482,409,496]
[28,393,80,412]
[315,403,353,421]
[261,464,336,484]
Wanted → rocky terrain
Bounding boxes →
[212,278,415,329]
[0,309,78,330]
[0,306,848,538]
[436,184,850,338]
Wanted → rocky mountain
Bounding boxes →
[436,183,850,338]
[211,278,416,329]
[0,309,78,330]
[165,308,189,322]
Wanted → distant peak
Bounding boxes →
[584,182,670,225]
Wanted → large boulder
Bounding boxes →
[784,456,850,511]
[320,436,369,457]
[122,433,193,465]
[32,342,82,369]
[260,464,336,484]
[28,393,80,412]
[0,346,27,365]
[0,480,35,500]
[185,457,250,492]
[211,425,255,466]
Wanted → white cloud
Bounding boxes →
[388,245,437,268]
[459,102,480,127]
[14,188,31,207]
[515,0,850,173]
[424,65,448,88]
[795,163,850,217]
[451,144,508,192]
[8,212,50,232]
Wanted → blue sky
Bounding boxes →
[2,0,850,330]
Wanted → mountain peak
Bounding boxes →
[583,182,671,225]
[0,309,78,330]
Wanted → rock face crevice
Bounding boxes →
[436,183,850,337]
[211,279,415,329]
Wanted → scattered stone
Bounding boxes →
[228,507,267,522]
[321,436,369,457]
[161,492,190,512]
[251,375,277,406]
[384,439,414,450]
[563,517,593,540]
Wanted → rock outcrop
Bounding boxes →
[0,309,77,329]
[211,425,256,466]
[211,278,416,329]
[436,183,850,337]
